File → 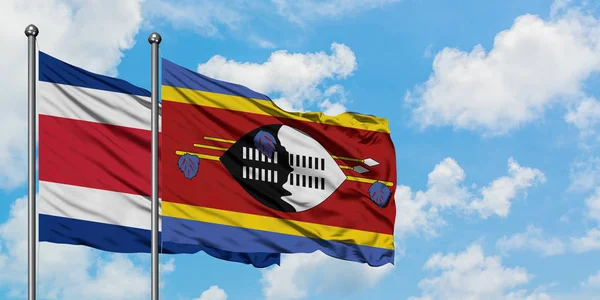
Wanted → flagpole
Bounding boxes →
[148,32,162,300]
[25,24,39,300]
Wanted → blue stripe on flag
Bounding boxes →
[161,58,272,101]
[163,216,395,267]
[39,214,280,268]
[39,51,151,97]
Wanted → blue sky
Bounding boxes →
[1,0,600,299]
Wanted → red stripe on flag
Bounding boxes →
[39,115,158,197]
[162,101,396,234]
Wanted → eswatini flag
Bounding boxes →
[37,51,279,268]
[161,58,397,266]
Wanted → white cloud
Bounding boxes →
[469,158,546,218]
[259,251,394,300]
[585,188,600,222]
[197,43,356,113]
[394,158,467,237]
[496,225,566,257]
[395,157,545,237]
[423,44,434,58]
[568,156,600,192]
[565,97,600,137]
[419,157,471,209]
[194,285,228,300]
[581,270,600,289]
[504,289,553,300]
[248,35,277,49]
[159,257,176,288]
[65,255,149,300]
[317,99,346,116]
[272,0,401,25]
[316,85,348,116]
[0,196,175,299]
[160,258,175,273]
[143,0,395,46]
[395,184,447,238]
[0,0,145,189]
[550,0,574,18]
[570,186,600,253]
[409,244,546,300]
[142,0,244,37]
[571,228,600,253]
[405,4,600,136]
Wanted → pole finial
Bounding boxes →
[24,24,39,37]
[148,32,162,44]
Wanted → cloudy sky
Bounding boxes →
[1,0,600,299]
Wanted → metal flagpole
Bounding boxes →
[25,24,39,300]
[148,32,162,300]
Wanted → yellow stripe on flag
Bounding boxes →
[162,201,394,250]
[162,85,390,133]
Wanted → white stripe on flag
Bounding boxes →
[38,81,161,131]
[39,181,161,231]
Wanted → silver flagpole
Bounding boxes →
[148,32,162,300]
[25,24,39,300]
